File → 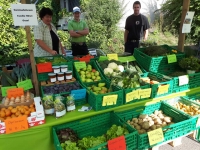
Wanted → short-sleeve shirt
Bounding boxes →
[33,20,61,57]
[68,19,88,42]
[125,14,150,40]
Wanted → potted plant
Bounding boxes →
[179,56,200,74]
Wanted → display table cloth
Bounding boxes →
[0,87,199,150]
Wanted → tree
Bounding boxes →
[0,0,29,65]
[160,0,200,43]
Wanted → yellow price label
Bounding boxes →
[107,54,118,61]
[147,128,164,146]
[102,95,118,106]
[157,84,169,95]
[126,90,139,103]
[139,88,152,99]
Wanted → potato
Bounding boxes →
[158,110,163,114]
[135,125,141,130]
[139,114,148,119]
[156,125,162,129]
[138,129,146,134]
[162,121,167,127]
[133,123,138,126]
[132,118,138,123]
[149,120,154,126]
[154,110,159,116]
[138,119,143,125]
[151,125,157,130]
[142,121,150,130]
[158,114,164,120]
[164,117,172,123]
[127,120,131,124]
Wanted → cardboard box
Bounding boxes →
[27,97,45,127]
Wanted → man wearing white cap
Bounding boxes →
[68,6,89,56]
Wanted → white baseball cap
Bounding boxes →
[73,7,81,13]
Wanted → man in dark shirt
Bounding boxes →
[124,1,150,54]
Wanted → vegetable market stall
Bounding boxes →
[0,87,200,150]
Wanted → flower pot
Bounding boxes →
[187,70,196,74]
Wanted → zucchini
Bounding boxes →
[2,72,17,86]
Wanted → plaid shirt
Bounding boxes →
[33,20,61,57]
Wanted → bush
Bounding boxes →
[0,0,29,65]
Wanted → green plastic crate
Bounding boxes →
[37,61,73,82]
[134,45,185,74]
[82,80,124,111]
[115,102,197,149]
[35,55,69,65]
[163,97,200,118]
[74,60,106,84]
[142,72,173,98]
[52,112,138,150]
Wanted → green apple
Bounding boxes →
[87,68,92,71]
[82,68,86,71]
[86,79,93,82]
[94,71,99,76]
[92,76,96,80]
[80,71,85,75]
[96,76,101,80]
[91,72,94,76]
[81,74,86,78]
[86,73,92,78]
[87,64,92,68]
[81,78,86,82]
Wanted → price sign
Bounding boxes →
[7,88,24,98]
[36,62,53,73]
[71,89,86,100]
[127,55,136,62]
[126,90,139,103]
[1,86,17,97]
[178,75,189,86]
[108,136,126,150]
[167,54,177,63]
[139,88,152,99]
[74,62,86,70]
[17,79,33,91]
[5,116,29,134]
[157,84,169,95]
[107,54,118,61]
[99,56,108,62]
[102,95,118,106]
[147,128,164,146]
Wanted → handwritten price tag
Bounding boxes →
[71,89,86,100]
[1,86,17,97]
[5,116,29,134]
[108,136,126,150]
[178,75,189,86]
[102,95,118,106]
[17,79,33,91]
[36,62,53,73]
[7,88,24,98]
[157,84,169,95]
[147,128,164,146]
[167,54,177,63]
[126,90,139,103]
[139,88,152,99]
[107,54,118,61]
[74,62,86,70]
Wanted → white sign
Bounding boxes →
[11,4,38,26]
[178,75,189,86]
[182,11,195,33]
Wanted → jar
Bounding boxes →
[52,66,60,73]
[65,70,72,80]
[48,73,56,83]
[60,65,68,73]
[57,72,64,81]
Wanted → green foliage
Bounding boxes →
[0,0,29,65]
[160,0,200,43]
[82,0,125,54]
[179,56,200,71]
[57,30,71,49]
[37,0,60,25]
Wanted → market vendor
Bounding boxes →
[33,7,66,57]
[68,7,89,56]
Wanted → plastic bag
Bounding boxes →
[42,94,54,115]
[66,94,76,112]
[54,95,66,117]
